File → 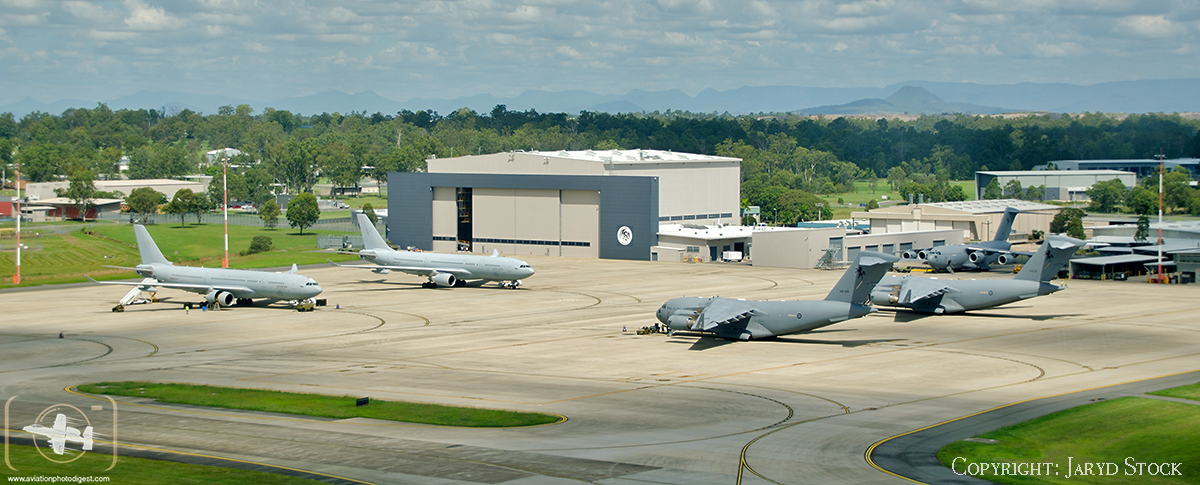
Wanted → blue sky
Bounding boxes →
[1,0,1197,104]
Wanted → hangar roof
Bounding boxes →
[977,170,1133,176]
[923,199,1060,213]
[1071,254,1161,266]
[527,149,739,164]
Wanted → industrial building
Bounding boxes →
[974,170,1137,202]
[1033,158,1200,177]
[652,223,963,267]
[852,199,1060,242]
[387,149,739,261]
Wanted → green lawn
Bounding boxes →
[1,223,359,288]
[78,382,563,427]
[937,396,1199,484]
[0,444,329,484]
[1149,383,1200,402]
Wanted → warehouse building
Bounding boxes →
[1033,158,1200,177]
[974,170,1136,202]
[387,149,739,261]
[853,199,1059,242]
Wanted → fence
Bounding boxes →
[95,210,383,234]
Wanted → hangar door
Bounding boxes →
[467,188,599,258]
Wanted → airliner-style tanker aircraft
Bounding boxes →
[88,225,323,308]
[656,251,899,340]
[330,214,535,288]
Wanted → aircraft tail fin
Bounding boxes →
[491,249,499,257]
[992,207,1019,242]
[825,251,899,304]
[287,263,298,274]
[1015,235,1083,282]
[356,213,390,250]
[133,225,171,266]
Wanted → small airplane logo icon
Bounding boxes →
[23,413,94,455]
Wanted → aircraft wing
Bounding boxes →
[327,260,474,278]
[697,299,755,331]
[897,278,956,304]
[85,276,254,295]
[50,437,66,455]
[965,246,1033,257]
[53,414,66,432]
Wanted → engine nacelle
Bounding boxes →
[916,250,929,260]
[666,314,695,331]
[205,290,235,306]
[431,273,457,287]
[996,253,1012,265]
[968,251,985,263]
[371,268,391,275]
[900,250,916,260]
[869,290,898,305]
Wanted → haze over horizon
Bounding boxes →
[2,0,1196,107]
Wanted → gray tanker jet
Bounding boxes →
[903,207,1024,273]
[88,225,323,307]
[655,251,899,340]
[873,235,1082,314]
[329,214,535,288]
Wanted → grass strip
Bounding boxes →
[937,397,1199,484]
[0,444,328,484]
[1148,382,1200,402]
[78,382,563,427]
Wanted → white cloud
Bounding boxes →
[1032,42,1086,57]
[122,0,184,31]
[1117,15,1185,38]
[830,41,849,52]
[319,34,370,44]
[243,41,272,53]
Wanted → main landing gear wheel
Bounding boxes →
[422,281,436,288]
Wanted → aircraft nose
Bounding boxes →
[655,305,668,324]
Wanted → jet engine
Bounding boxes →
[996,253,1012,265]
[968,251,986,263]
[901,250,917,260]
[916,250,929,260]
[666,314,696,331]
[431,273,457,287]
[205,290,235,307]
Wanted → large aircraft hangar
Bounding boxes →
[387,149,740,260]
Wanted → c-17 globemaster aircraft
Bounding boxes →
[873,235,1083,314]
[329,214,535,288]
[655,251,899,340]
[904,207,1025,273]
[88,224,323,308]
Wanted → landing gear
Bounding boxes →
[500,280,522,289]
[422,281,436,288]
[236,298,254,306]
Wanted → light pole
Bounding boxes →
[13,160,20,284]
[222,150,229,268]
[1155,150,1164,283]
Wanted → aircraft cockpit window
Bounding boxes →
[305,281,319,286]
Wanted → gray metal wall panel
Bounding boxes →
[387,172,658,260]
[388,173,433,250]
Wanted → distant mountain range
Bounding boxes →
[3,78,1198,118]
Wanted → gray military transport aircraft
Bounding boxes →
[88,224,323,308]
[329,214,535,288]
[655,251,899,340]
[904,207,1024,273]
[873,235,1083,314]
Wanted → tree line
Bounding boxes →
[3,104,1199,226]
